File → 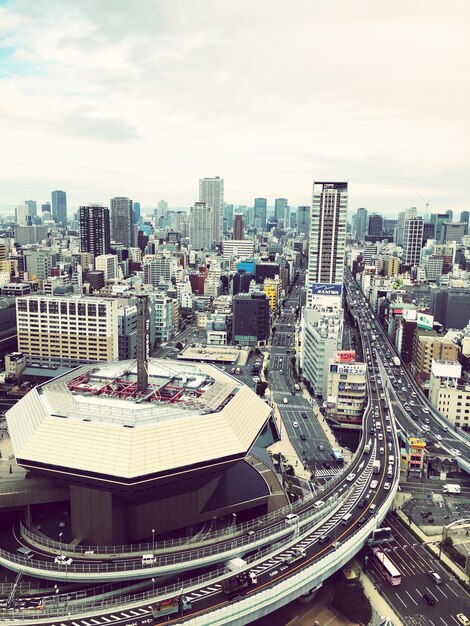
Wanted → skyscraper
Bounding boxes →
[460,211,469,231]
[403,217,424,266]
[199,176,224,247]
[110,197,134,247]
[355,207,368,240]
[274,198,288,223]
[189,202,213,250]
[296,206,310,237]
[51,190,67,225]
[133,201,141,224]
[233,213,245,240]
[367,213,383,238]
[254,198,267,230]
[430,213,449,243]
[25,200,37,220]
[79,205,111,257]
[306,182,347,305]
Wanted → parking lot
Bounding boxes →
[402,495,470,531]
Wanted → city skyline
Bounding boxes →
[1,1,469,213]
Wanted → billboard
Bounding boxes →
[417,312,434,330]
[335,350,356,363]
[311,283,342,297]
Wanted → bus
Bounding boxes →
[371,547,401,585]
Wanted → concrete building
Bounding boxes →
[222,240,254,262]
[403,217,424,267]
[51,190,67,225]
[326,356,367,425]
[16,295,118,365]
[355,207,368,241]
[14,225,48,245]
[254,198,267,230]
[412,330,460,377]
[117,302,138,360]
[143,253,174,288]
[79,205,111,257]
[296,206,310,237]
[232,214,245,240]
[232,292,270,346]
[199,176,224,246]
[189,202,213,250]
[430,213,449,243]
[110,197,134,247]
[442,222,467,243]
[301,304,343,398]
[23,248,54,286]
[263,276,282,312]
[151,292,175,343]
[430,286,470,329]
[306,181,347,307]
[95,254,119,282]
[429,360,470,429]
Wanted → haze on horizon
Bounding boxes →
[0,0,469,215]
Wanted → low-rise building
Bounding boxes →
[429,360,470,429]
[326,355,367,424]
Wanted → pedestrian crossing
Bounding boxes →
[312,467,341,478]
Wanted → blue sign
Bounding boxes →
[311,283,342,296]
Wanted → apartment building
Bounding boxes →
[16,295,118,365]
[429,360,470,429]
[412,330,459,377]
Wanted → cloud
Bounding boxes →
[0,0,469,214]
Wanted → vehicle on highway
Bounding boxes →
[341,513,353,525]
[422,425,430,432]
[422,593,435,606]
[301,412,308,419]
[384,482,391,490]
[318,534,331,544]
[346,473,356,482]
[54,555,73,565]
[282,397,288,404]
[435,434,442,441]
[300,433,306,441]
[370,480,378,489]
[285,513,299,525]
[450,448,462,456]
[371,547,401,585]
[318,444,325,451]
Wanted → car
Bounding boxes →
[435,434,442,441]
[279,370,283,374]
[318,444,325,451]
[422,593,435,606]
[378,433,383,441]
[300,433,306,441]
[422,425,430,432]
[358,518,366,526]
[386,425,391,432]
[450,448,462,457]
[457,614,470,626]
[346,473,356,482]
[301,412,308,420]
[293,421,298,428]
[370,480,378,489]
[54,555,73,566]
[402,387,407,392]
[423,407,430,414]
[384,482,391,490]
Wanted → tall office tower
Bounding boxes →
[403,217,424,266]
[133,201,141,224]
[442,222,467,243]
[41,202,51,214]
[306,181,347,306]
[254,198,267,230]
[79,205,111,257]
[25,200,37,220]
[51,190,67,225]
[367,213,383,237]
[224,203,234,233]
[15,204,30,226]
[423,222,435,243]
[274,198,288,223]
[430,213,449,243]
[199,176,224,247]
[445,209,453,222]
[189,202,213,250]
[460,210,469,227]
[110,197,134,247]
[233,213,245,240]
[297,206,310,237]
[355,207,368,240]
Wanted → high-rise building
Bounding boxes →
[306,181,347,306]
[41,202,51,216]
[403,217,424,267]
[95,254,119,281]
[232,292,270,346]
[15,204,30,226]
[51,190,67,225]
[25,200,37,220]
[423,222,435,243]
[442,222,467,243]
[274,198,288,223]
[233,213,245,240]
[199,176,224,247]
[189,202,213,250]
[367,213,383,237]
[254,198,267,230]
[459,211,469,228]
[445,209,453,222]
[430,213,449,243]
[224,204,234,232]
[296,206,310,237]
[133,201,141,224]
[110,197,134,247]
[79,205,111,257]
[355,207,368,240]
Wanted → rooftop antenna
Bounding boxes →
[136,294,149,392]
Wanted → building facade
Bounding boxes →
[199,176,224,246]
[110,197,134,247]
[79,205,111,258]
[51,190,67,225]
[232,292,270,346]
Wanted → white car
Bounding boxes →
[293,421,298,428]
[346,473,356,482]
[384,482,391,491]
[435,434,442,441]
[370,480,378,489]
[422,425,430,432]
[378,433,383,441]
[450,448,461,457]
[54,555,73,566]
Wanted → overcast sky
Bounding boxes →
[1,0,469,216]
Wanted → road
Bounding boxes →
[360,513,470,626]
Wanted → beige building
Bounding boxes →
[429,360,470,429]
[16,294,118,365]
[264,277,282,312]
[326,357,367,424]
[412,330,459,376]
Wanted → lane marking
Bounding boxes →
[404,590,418,606]
[394,593,407,607]
[444,583,459,597]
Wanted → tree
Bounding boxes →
[256,381,268,397]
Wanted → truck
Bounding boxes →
[331,448,344,463]
[442,484,461,494]
[151,595,192,618]
[282,547,306,565]
[392,356,400,367]
[372,460,381,474]
[364,439,372,454]
[221,571,257,598]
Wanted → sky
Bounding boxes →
[0,0,469,216]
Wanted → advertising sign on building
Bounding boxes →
[335,350,356,363]
[417,312,434,330]
[330,362,367,375]
[311,283,342,297]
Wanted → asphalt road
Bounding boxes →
[360,513,470,626]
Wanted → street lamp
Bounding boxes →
[232,513,236,536]
[151,577,155,594]
[152,528,155,557]
[58,532,63,559]
[55,586,59,610]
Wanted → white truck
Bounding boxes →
[392,356,400,367]
[442,484,461,494]
[372,460,381,474]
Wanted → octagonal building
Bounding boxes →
[6,359,275,545]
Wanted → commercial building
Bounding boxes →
[79,205,111,257]
[151,292,175,343]
[199,176,224,246]
[16,294,118,365]
[117,302,138,360]
[254,198,267,230]
[232,292,270,346]
[429,360,470,429]
[430,213,449,243]
[355,207,368,241]
[95,254,119,282]
[430,286,470,329]
[326,356,367,424]
[412,330,459,377]
[403,217,424,267]
[51,190,67,225]
[110,197,134,247]
[189,202,213,250]
[442,222,467,243]
[296,206,310,237]
[232,213,245,240]
[143,253,174,288]
[263,277,282,312]
[14,225,48,245]
[398,434,426,477]
[274,198,288,224]
[306,181,347,307]
[368,213,383,238]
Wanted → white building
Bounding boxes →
[150,292,175,343]
[199,177,224,246]
[222,240,255,261]
[189,202,214,250]
[95,254,119,281]
[143,253,174,288]
[429,359,470,429]
[326,357,367,424]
